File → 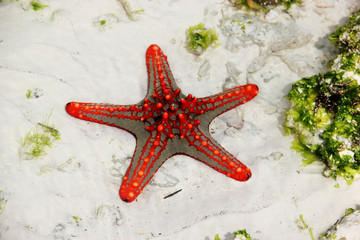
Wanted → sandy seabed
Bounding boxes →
[1,0,360,239]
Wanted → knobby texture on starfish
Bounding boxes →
[66,44,259,202]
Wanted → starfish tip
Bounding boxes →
[146,44,162,57]
[242,168,252,181]
[65,102,72,109]
[119,187,137,203]
[65,102,77,116]
[249,84,259,95]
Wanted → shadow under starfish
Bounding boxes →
[66,44,259,202]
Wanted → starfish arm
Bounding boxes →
[181,84,258,122]
[119,131,171,202]
[146,44,184,100]
[65,102,146,134]
[183,127,251,181]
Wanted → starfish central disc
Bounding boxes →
[65,44,259,203]
[142,92,200,139]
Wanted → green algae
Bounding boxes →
[215,229,255,240]
[30,0,48,11]
[186,23,220,55]
[230,0,302,11]
[284,11,360,183]
[296,214,315,240]
[19,111,60,160]
[26,89,32,99]
[117,0,144,21]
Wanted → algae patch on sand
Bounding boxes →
[19,111,60,160]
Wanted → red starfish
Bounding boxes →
[66,45,259,202]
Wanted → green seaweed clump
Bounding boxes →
[30,0,48,11]
[229,0,302,11]
[215,229,255,240]
[284,11,360,184]
[329,11,360,54]
[186,23,220,56]
[19,112,60,160]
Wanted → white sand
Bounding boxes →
[1,0,360,239]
